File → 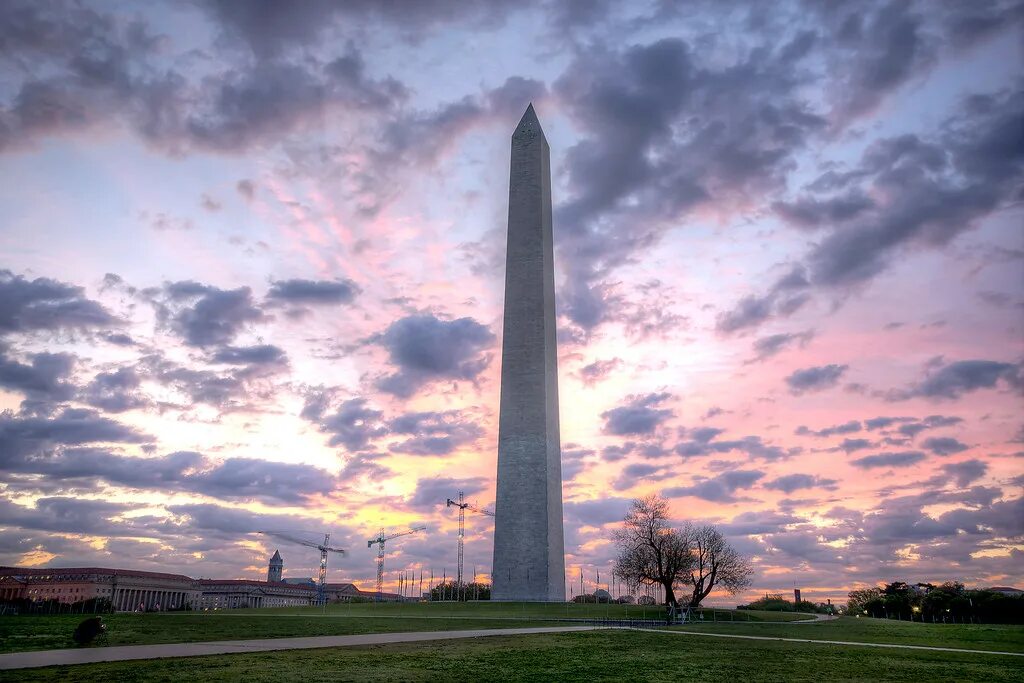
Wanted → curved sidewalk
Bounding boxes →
[0,625,603,670]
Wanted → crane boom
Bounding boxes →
[367,526,426,601]
[446,492,494,599]
[258,531,346,606]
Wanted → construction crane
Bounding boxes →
[367,527,426,601]
[261,530,346,606]
[446,491,494,599]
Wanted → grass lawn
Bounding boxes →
[5,629,1023,682]
[666,616,1024,653]
[0,614,560,653]
[0,604,801,653]
[222,601,807,622]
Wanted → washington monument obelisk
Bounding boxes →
[491,104,565,601]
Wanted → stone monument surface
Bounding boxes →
[491,104,565,602]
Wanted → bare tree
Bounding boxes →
[612,495,694,606]
[612,495,754,608]
[684,524,753,607]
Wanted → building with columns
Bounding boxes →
[0,567,200,611]
[197,579,315,609]
[0,566,401,610]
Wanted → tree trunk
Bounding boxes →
[690,584,708,608]
[663,582,677,607]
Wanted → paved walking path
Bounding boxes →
[635,627,1024,657]
[789,613,838,623]
[0,625,602,670]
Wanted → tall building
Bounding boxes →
[267,550,283,583]
[491,105,565,602]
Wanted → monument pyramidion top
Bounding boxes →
[513,103,546,142]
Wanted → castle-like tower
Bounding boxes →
[267,550,283,583]
[491,105,565,601]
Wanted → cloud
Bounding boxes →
[0,408,149,466]
[796,420,862,438]
[561,444,594,482]
[835,438,872,453]
[314,398,387,452]
[374,314,495,398]
[601,443,634,462]
[601,392,673,435]
[0,496,141,536]
[138,351,286,409]
[772,192,874,229]
[860,494,1023,548]
[554,34,825,330]
[564,498,631,527]
[850,451,926,469]
[921,436,969,456]
[168,503,332,539]
[80,366,148,413]
[721,510,802,536]
[407,476,487,511]
[874,415,963,440]
[210,344,288,366]
[763,473,838,494]
[0,345,76,404]
[612,462,676,490]
[719,88,1024,332]
[785,364,848,395]
[386,411,483,456]
[180,456,337,503]
[748,330,815,362]
[824,2,933,123]
[0,1,419,160]
[266,278,361,305]
[578,358,622,386]
[198,0,521,57]
[101,332,136,347]
[0,269,119,334]
[942,459,987,487]
[338,452,392,483]
[157,281,266,348]
[0,435,337,503]
[891,359,1022,401]
[716,268,811,335]
[674,431,792,462]
[665,469,765,502]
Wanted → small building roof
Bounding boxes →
[198,579,315,590]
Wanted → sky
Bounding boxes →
[0,0,1022,605]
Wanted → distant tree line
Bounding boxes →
[571,593,635,604]
[846,581,1023,623]
[429,581,490,601]
[737,594,834,614]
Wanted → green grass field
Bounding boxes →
[666,615,1024,653]
[5,629,1023,683]
[217,600,808,621]
[0,603,802,653]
